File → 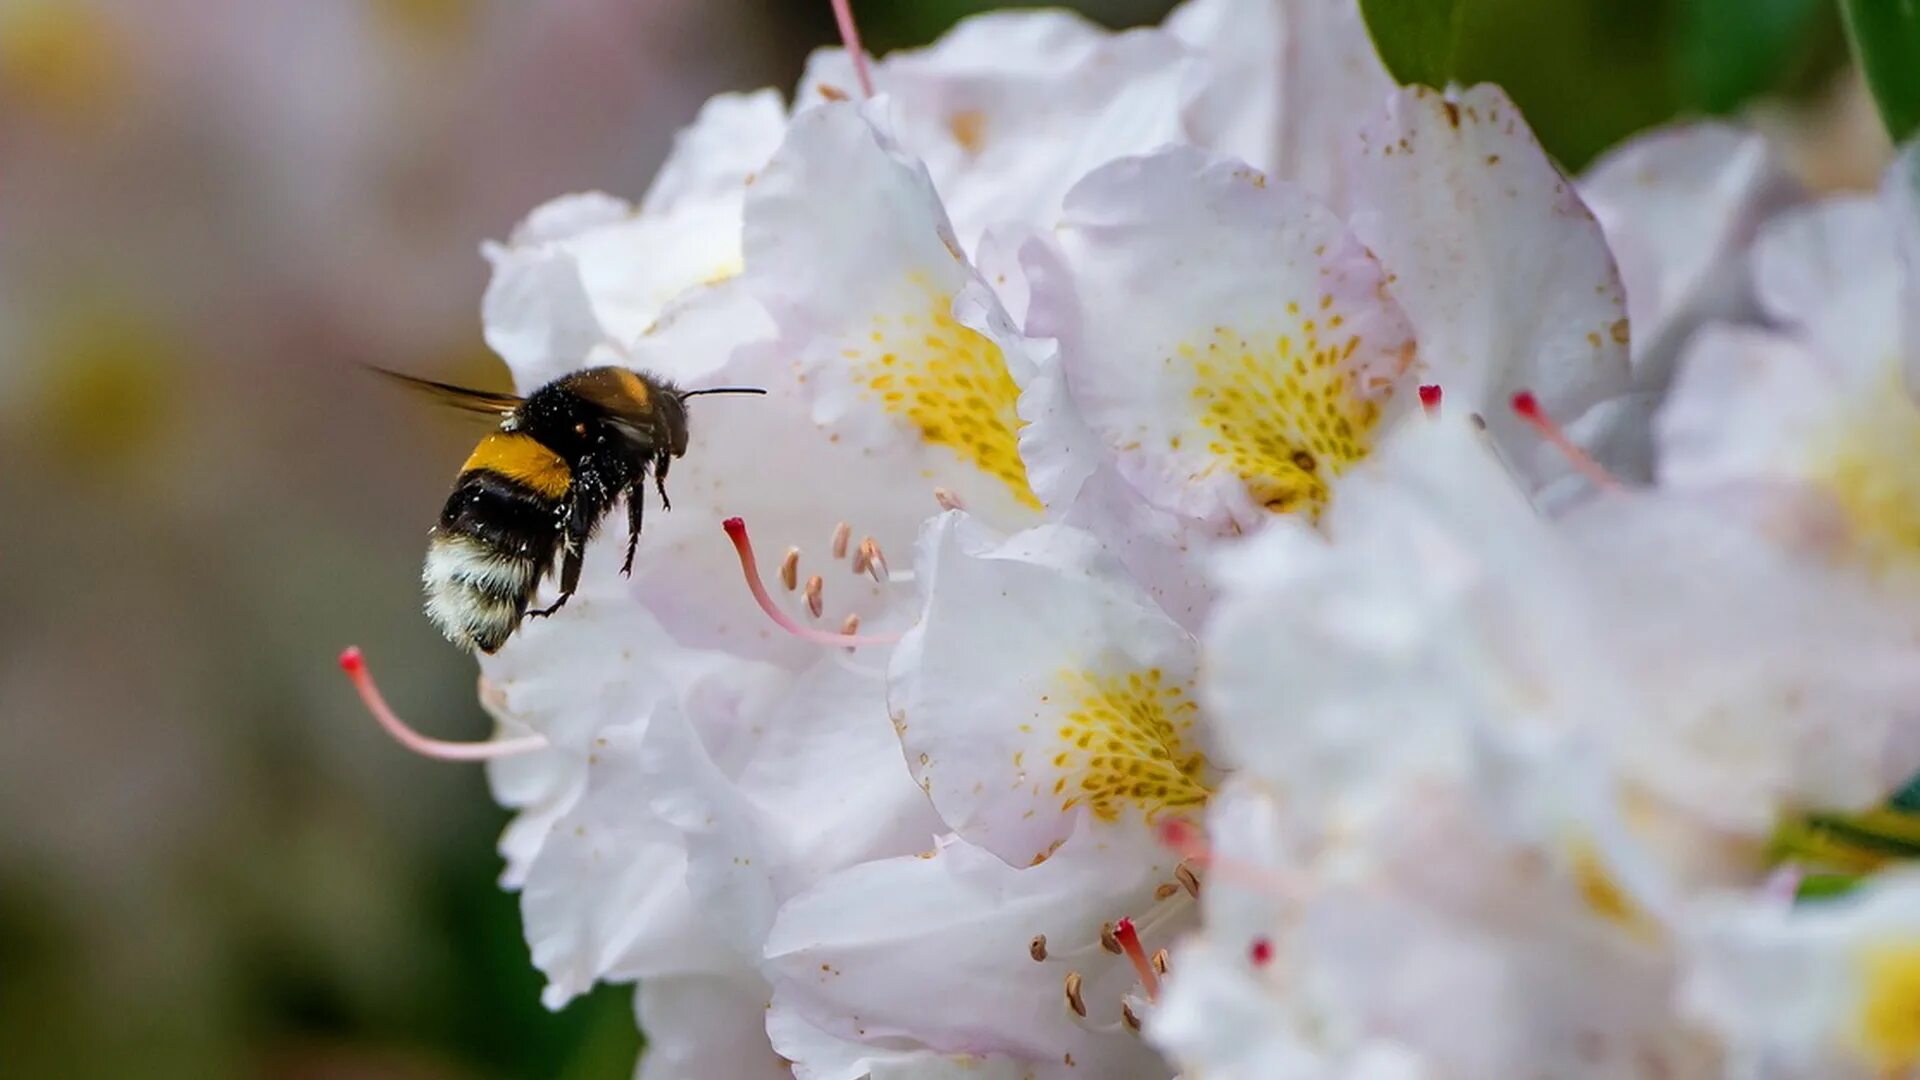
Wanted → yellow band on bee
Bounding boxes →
[461,432,571,498]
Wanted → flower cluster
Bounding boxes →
[352,1,1920,1076]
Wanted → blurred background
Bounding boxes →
[0,0,1891,1077]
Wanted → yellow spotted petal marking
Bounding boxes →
[1855,939,1920,1070]
[1817,372,1920,573]
[1184,308,1386,516]
[1048,668,1209,822]
[851,274,1040,509]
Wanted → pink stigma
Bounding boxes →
[1113,917,1160,1001]
[1249,937,1274,967]
[337,646,549,762]
[1418,384,1442,417]
[724,518,900,647]
[829,0,876,99]
[1509,390,1622,493]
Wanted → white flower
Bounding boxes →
[339,1,1920,1076]
[1682,873,1920,1078]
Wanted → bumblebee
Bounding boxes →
[379,366,764,653]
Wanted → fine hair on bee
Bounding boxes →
[375,365,766,654]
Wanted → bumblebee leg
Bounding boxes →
[530,487,596,618]
[654,453,672,512]
[621,484,644,577]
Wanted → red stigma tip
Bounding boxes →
[1158,818,1194,850]
[1507,389,1622,492]
[337,646,548,762]
[1112,916,1160,1001]
[1418,384,1443,417]
[724,516,902,648]
[1249,937,1274,967]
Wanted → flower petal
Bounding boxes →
[744,101,1045,525]
[1166,0,1391,211]
[891,513,1207,867]
[1031,146,1415,530]
[1347,85,1630,474]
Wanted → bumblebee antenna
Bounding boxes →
[679,386,769,399]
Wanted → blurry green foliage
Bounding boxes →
[1841,0,1920,141]
[1359,0,1846,169]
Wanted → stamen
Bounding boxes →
[1120,999,1143,1033]
[1249,936,1274,967]
[1175,862,1202,899]
[337,647,548,762]
[1064,971,1087,1017]
[933,486,965,512]
[862,537,888,581]
[805,575,826,619]
[723,518,901,647]
[1151,947,1170,976]
[817,84,850,102]
[1113,917,1160,1001]
[1418,383,1443,417]
[1158,818,1296,899]
[851,543,869,577]
[1030,934,1049,962]
[780,547,800,592]
[1510,390,1622,492]
[828,0,876,99]
[1154,882,1179,901]
[1099,921,1122,955]
[832,521,852,560]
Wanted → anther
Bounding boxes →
[832,521,852,560]
[828,0,876,99]
[933,487,964,512]
[338,647,549,762]
[1064,971,1087,1017]
[1175,862,1202,899]
[1249,936,1274,967]
[1120,999,1143,1033]
[1154,882,1179,901]
[805,575,825,619]
[722,518,901,647]
[1113,917,1160,1001]
[840,614,862,649]
[1418,383,1443,417]
[1099,921,1122,955]
[1029,934,1048,962]
[780,547,800,592]
[1151,948,1169,976]
[858,537,887,582]
[851,543,869,577]
[1510,390,1622,492]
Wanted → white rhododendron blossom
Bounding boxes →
[335,1,1920,1077]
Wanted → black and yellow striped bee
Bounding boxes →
[379,366,764,653]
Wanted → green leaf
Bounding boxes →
[1842,0,1920,143]
[1677,0,1829,112]
[1357,0,1472,87]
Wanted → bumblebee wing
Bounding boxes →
[368,367,524,416]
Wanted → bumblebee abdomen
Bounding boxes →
[423,449,568,654]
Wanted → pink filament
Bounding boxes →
[338,647,549,762]
[724,518,900,647]
[1157,818,1298,899]
[829,0,876,99]
[1113,917,1160,1001]
[1510,391,1622,493]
